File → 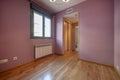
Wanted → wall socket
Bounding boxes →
[0,59,8,64]
[13,56,17,60]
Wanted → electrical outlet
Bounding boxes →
[0,59,8,64]
[13,56,17,60]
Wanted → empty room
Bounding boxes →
[0,0,120,80]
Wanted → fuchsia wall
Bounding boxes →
[0,0,55,72]
[114,0,120,73]
[79,0,114,66]
[55,0,114,66]
[55,13,64,54]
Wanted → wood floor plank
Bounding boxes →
[0,52,120,80]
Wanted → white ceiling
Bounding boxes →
[35,0,86,13]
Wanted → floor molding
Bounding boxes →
[0,54,54,73]
[79,59,114,68]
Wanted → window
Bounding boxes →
[31,5,52,38]
[33,11,43,37]
[45,17,51,37]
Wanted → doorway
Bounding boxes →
[63,12,79,53]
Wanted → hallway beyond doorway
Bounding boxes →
[63,12,79,52]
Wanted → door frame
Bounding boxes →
[62,12,80,54]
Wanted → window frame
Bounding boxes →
[30,4,52,39]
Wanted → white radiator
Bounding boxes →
[35,44,52,59]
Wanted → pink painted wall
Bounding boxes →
[0,0,55,72]
[114,0,120,73]
[55,13,64,54]
[55,0,114,66]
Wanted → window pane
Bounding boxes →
[33,11,43,37]
[45,17,51,37]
